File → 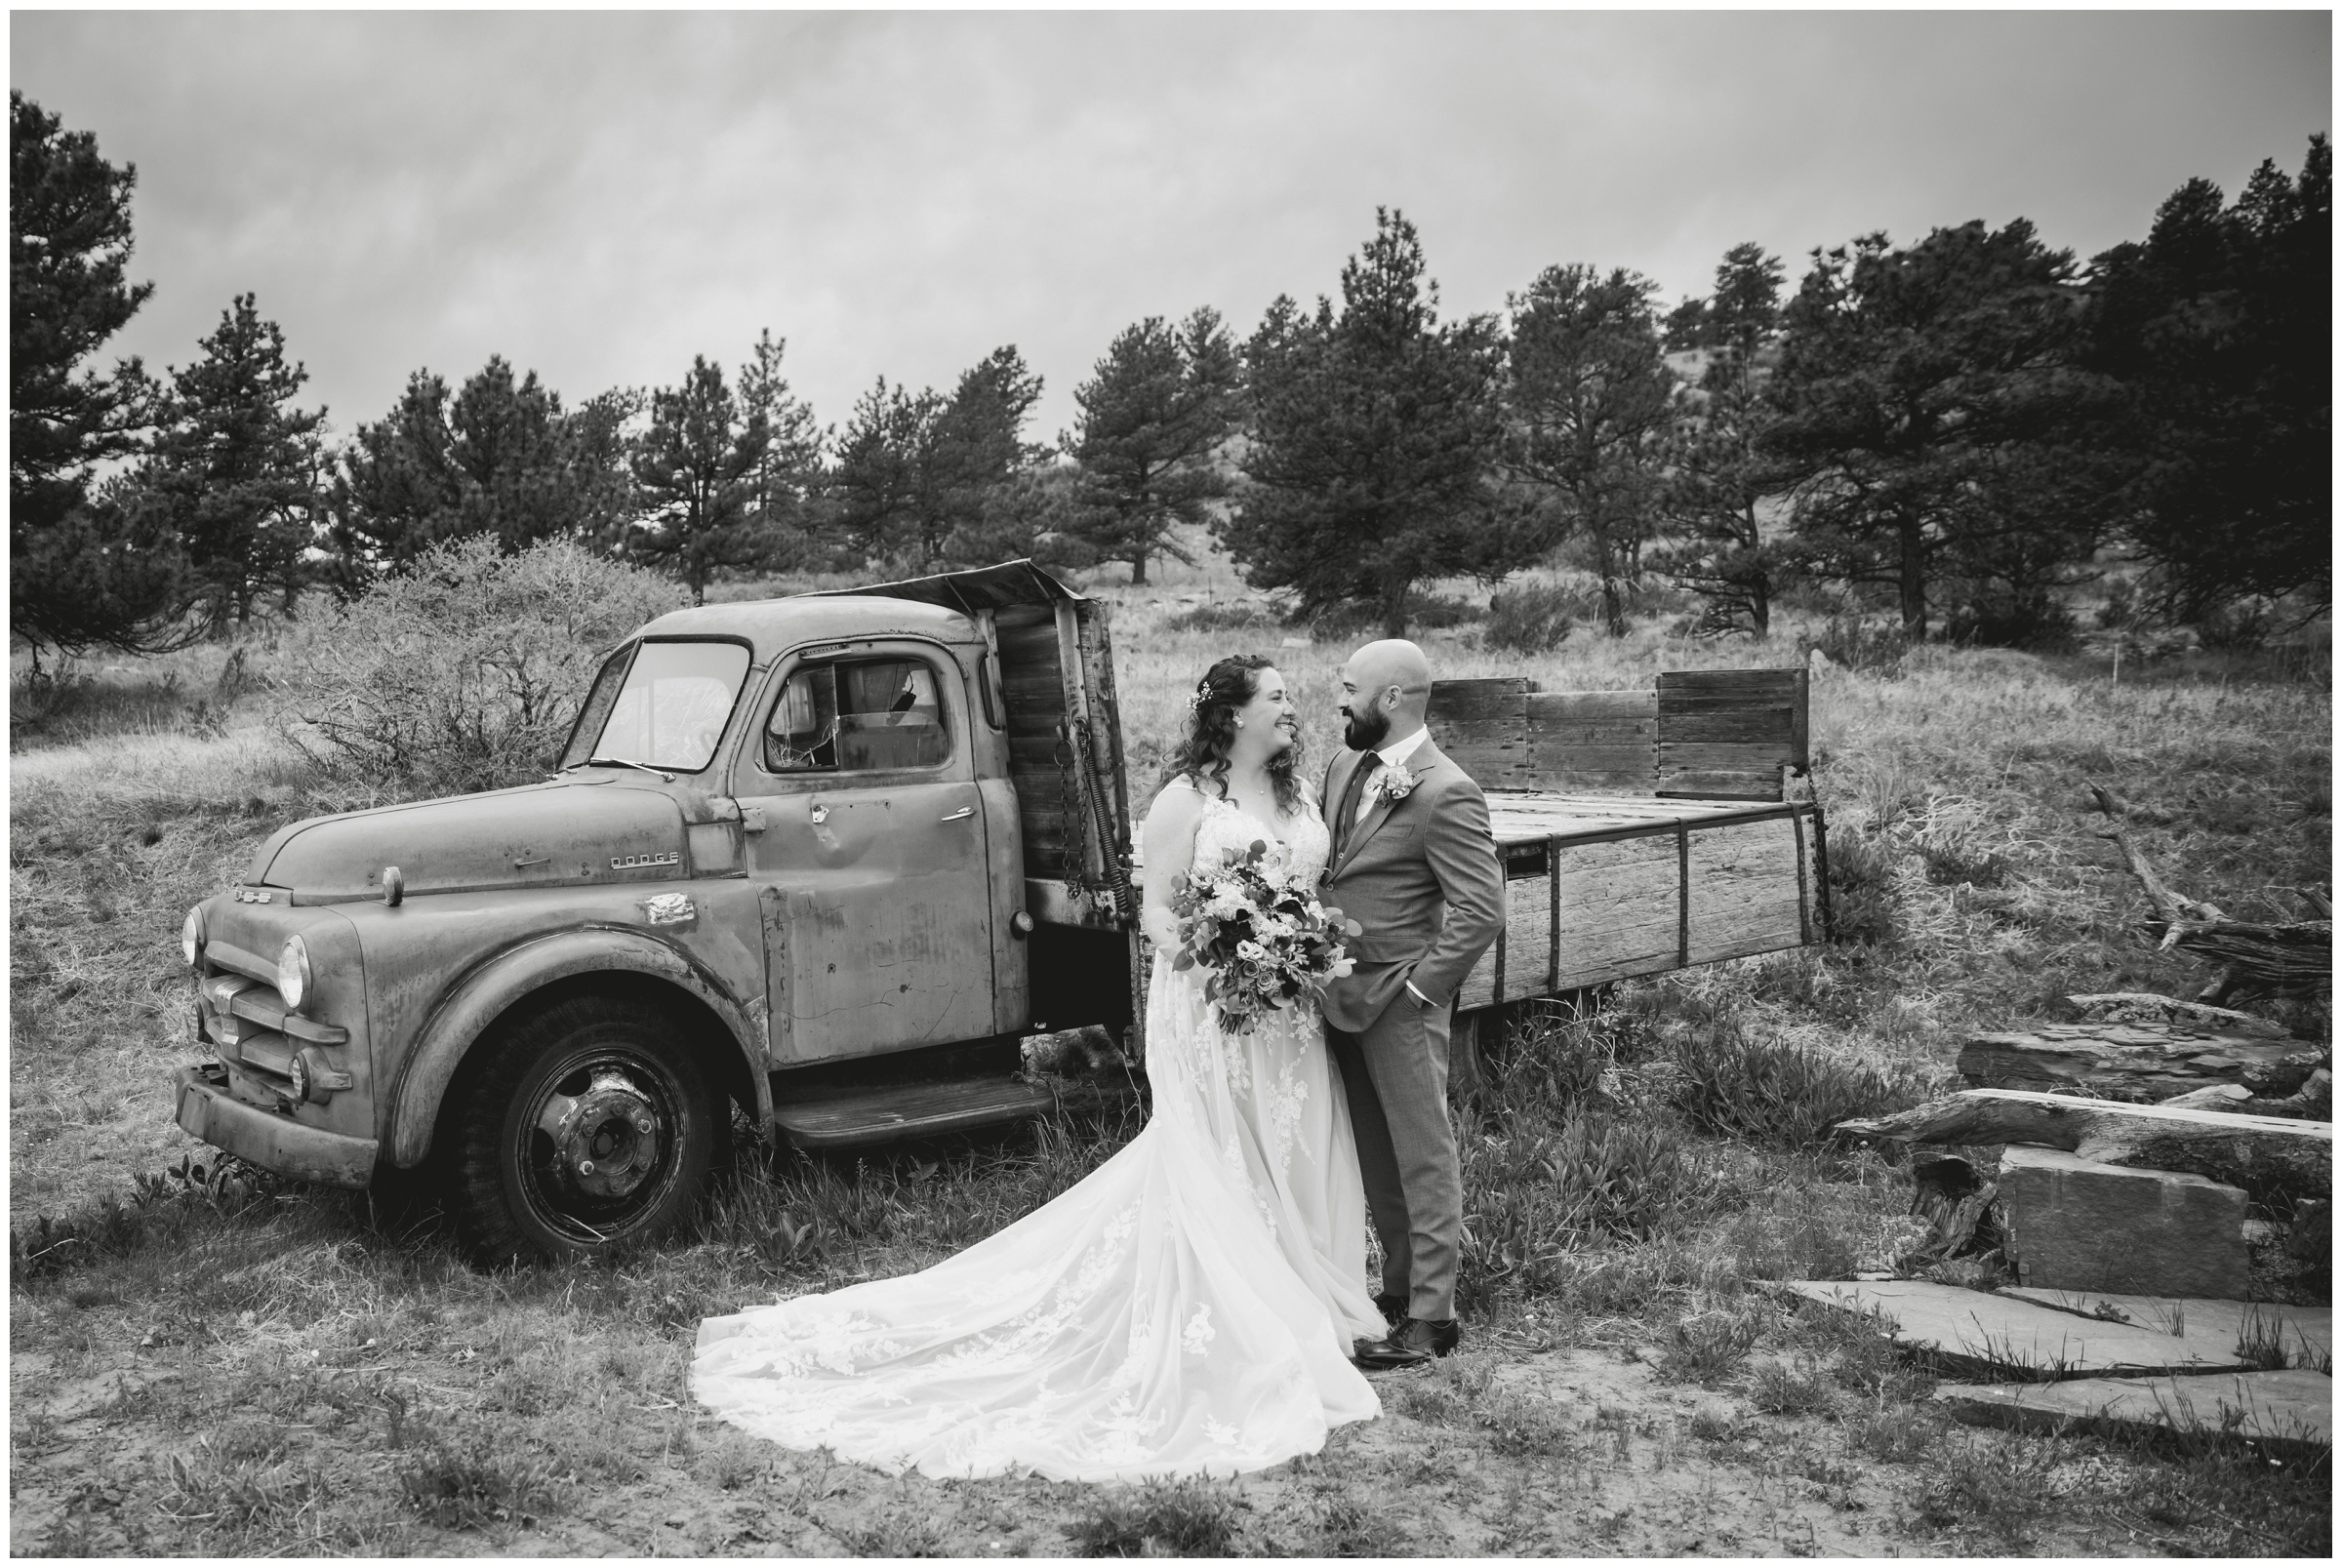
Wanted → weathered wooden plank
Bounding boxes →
[1958,1024,2318,1102]
[1524,690,1654,792]
[1431,677,1534,790]
[1659,769,1789,801]
[1661,712,1804,743]
[1836,1088,2333,1195]
[1657,667,1805,702]
[1501,874,1554,1000]
[1430,676,1532,720]
[1686,819,1806,964]
[1656,667,1807,801]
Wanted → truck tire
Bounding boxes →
[449,994,722,1266]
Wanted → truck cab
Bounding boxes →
[173,562,1142,1264]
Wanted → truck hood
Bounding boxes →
[245,779,699,902]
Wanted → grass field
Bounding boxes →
[9,543,2331,1555]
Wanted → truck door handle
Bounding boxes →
[941,807,975,822]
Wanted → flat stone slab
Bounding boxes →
[1938,1370,2332,1462]
[1773,1280,2249,1379]
[2002,1289,2332,1368]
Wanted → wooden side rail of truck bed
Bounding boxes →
[1427,667,1828,1040]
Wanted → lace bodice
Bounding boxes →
[1171,780,1330,889]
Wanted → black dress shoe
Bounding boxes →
[1372,1291,1407,1329]
[1352,1316,1459,1370]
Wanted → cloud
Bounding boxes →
[12,10,2328,443]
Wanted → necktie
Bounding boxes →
[1335,753,1383,857]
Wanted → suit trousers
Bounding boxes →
[1324,991,1461,1323]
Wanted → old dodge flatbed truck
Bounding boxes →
[173,559,1827,1263]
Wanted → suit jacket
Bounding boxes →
[1317,738,1504,1034]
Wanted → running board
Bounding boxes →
[770,1074,1061,1150]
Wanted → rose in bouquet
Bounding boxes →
[1167,838,1361,1034]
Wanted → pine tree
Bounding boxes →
[1507,264,1678,636]
[9,91,187,663]
[627,356,771,605]
[126,294,326,626]
[1652,244,1789,637]
[1764,221,2120,641]
[826,376,939,565]
[330,356,637,584]
[1064,308,1239,584]
[2085,136,2330,623]
[1225,209,1511,635]
[931,345,1043,566]
[737,328,826,567]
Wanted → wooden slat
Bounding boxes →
[1526,689,1654,792]
[1685,819,1806,964]
[1432,676,1532,720]
[1430,676,1535,790]
[1656,667,1807,801]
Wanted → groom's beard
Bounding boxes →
[1342,705,1391,753]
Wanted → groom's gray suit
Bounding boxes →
[1319,738,1503,1323]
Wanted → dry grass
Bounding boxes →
[10,533,2330,1555]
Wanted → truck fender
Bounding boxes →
[387,926,771,1168]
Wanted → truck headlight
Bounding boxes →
[182,905,205,967]
[276,936,313,1013]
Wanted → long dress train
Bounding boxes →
[691,785,1383,1481]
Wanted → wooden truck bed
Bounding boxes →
[1461,792,1824,1011]
[1431,667,1828,1016]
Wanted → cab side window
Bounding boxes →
[765,656,950,773]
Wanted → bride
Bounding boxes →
[693,655,1384,1481]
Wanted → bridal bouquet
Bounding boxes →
[1167,839,1361,1033]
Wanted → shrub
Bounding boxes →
[396,1429,563,1530]
[1460,1113,1727,1305]
[1064,1478,1240,1556]
[1667,1026,1921,1150]
[279,538,682,799]
[1820,824,1900,945]
[1745,1354,1837,1417]
[1485,583,1577,655]
[1657,1305,1762,1386]
[1165,600,1278,633]
[1802,614,1906,672]
[1307,591,1479,637]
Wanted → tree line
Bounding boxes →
[12,88,2327,664]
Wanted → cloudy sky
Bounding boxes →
[12,9,2330,444]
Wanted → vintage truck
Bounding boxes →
[172,559,1828,1263]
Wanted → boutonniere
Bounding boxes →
[1365,762,1419,808]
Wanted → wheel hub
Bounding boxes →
[536,1067,663,1202]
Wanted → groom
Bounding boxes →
[1319,639,1504,1369]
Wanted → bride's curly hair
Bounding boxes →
[1155,655,1303,816]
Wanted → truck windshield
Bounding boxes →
[560,640,751,773]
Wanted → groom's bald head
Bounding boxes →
[1339,639,1433,751]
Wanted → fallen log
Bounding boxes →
[1895,1152,2001,1272]
[1837,1088,2332,1199]
[2084,784,2332,1003]
[2065,992,2290,1037]
[1958,1023,2313,1102]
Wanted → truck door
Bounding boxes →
[732,642,997,1062]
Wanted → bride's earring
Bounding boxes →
[1235,718,1245,728]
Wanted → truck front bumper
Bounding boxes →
[174,1065,378,1188]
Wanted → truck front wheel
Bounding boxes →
[449,995,721,1266]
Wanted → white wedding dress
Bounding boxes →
[692,783,1383,1481]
